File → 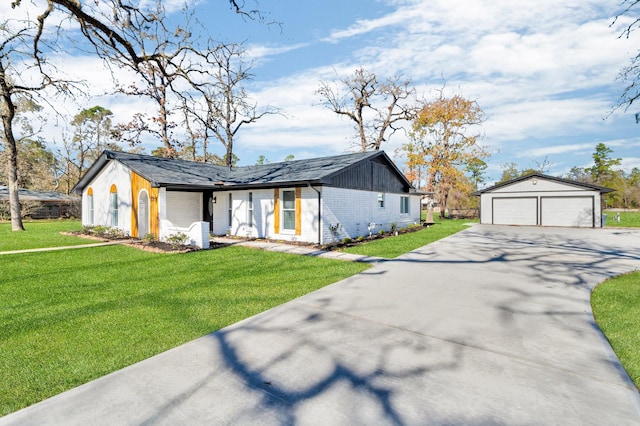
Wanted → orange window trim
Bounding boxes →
[274,188,280,234]
[295,187,302,236]
[87,187,93,196]
[110,184,117,193]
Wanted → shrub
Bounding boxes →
[105,228,129,239]
[329,223,342,242]
[356,236,364,242]
[166,232,189,248]
[341,237,352,244]
[82,225,128,238]
[378,229,385,236]
[142,233,157,242]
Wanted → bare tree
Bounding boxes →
[182,42,279,166]
[613,0,640,110]
[1,19,79,230]
[317,67,416,152]
[3,0,267,230]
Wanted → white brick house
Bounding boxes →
[74,150,421,247]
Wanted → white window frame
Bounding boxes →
[377,193,385,208]
[247,192,253,228]
[88,193,94,225]
[228,193,233,227]
[400,196,410,214]
[282,190,296,231]
[110,191,118,227]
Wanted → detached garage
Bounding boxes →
[474,173,614,228]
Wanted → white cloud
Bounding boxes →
[246,42,310,62]
[5,0,637,178]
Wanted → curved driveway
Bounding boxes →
[2,225,640,425]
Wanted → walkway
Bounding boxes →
[2,225,639,425]
[0,240,127,255]
[212,237,384,263]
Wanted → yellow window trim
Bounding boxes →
[274,188,280,234]
[295,187,302,236]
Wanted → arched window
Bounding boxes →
[109,184,118,227]
[87,187,94,225]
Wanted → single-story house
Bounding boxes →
[473,173,614,227]
[73,150,421,247]
[0,186,80,220]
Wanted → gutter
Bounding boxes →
[308,183,322,245]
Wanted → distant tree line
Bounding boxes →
[497,143,640,209]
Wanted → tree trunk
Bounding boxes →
[439,187,449,219]
[0,60,24,231]
[2,116,25,231]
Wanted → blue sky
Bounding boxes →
[205,0,640,185]
[5,0,640,186]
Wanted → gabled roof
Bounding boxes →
[472,172,615,195]
[0,186,78,202]
[73,150,413,192]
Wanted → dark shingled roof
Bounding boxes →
[73,150,405,192]
[472,172,615,195]
[0,186,79,202]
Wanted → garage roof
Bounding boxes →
[472,173,614,195]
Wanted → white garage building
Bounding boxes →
[474,173,614,228]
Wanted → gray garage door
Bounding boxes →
[492,197,538,225]
[541,196,594,227]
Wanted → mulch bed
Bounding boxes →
[63,222,434,254]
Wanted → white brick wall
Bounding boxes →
[82,160,132,234]
[321,187,420,244]
[159,191,207,246]
[165,191,202,227]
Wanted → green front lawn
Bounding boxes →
[0,245,369,416]
[603,210,640,228]
[0,220,88,251]
[592,271,640,390]
[341,218,474,258]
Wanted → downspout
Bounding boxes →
[308,183,322,245]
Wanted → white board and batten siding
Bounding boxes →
[479,176,603,228]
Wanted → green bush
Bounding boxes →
[166,232,189,248]
[82,225,128,239]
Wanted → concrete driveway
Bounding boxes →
[2,225,640,425]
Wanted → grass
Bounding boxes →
[341,218,474,258]
[0,244,369,416]
[591,271,640,390]
[0,220,89,251]
[603,210,640,228]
